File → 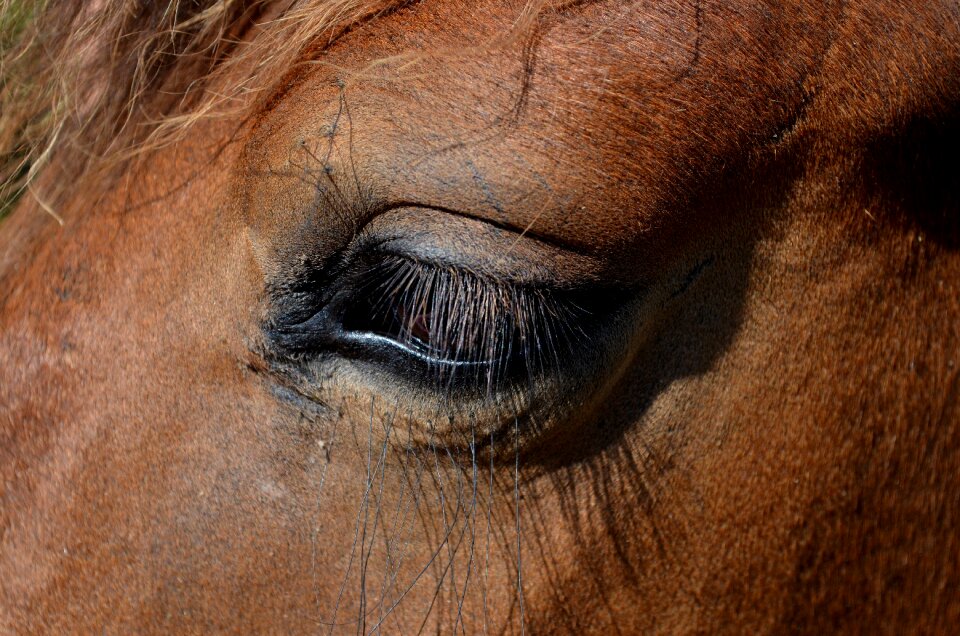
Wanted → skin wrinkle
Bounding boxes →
[0,0,959,634]
[766,0,850,147]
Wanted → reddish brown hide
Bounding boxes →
[1,0,959,633]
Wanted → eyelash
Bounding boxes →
[269,249,595,393]
[343,254,587,388]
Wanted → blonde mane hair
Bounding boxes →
[0,0,552,220]
[0,0,419,218]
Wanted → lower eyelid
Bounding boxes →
[336,331,491,368]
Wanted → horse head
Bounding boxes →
[1,0,958,632]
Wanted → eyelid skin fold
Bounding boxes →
[258,206,657,452]
[261,203,640,419]
[352,207,623,289]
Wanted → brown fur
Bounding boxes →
[1,0,959,633]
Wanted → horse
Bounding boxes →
[0,0,958,632]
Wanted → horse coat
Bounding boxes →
[0,1,958,633]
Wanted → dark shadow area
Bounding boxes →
[865,113,960,250]
[498,149,811,632]
[526,145,804,471]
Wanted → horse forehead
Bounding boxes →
[242,0,842,252]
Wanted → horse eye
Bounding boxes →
[267,246,613,394]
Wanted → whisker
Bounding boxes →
[325,396,376,634]
[312,397,345,623]
[515,414,526,635]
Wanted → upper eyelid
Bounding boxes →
[357,247,543,294]
[264,201,634,345]
[351,207,617,288]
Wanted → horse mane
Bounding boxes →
[0,0,428,217]
[0,0,558,219]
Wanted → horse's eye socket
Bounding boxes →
[268,248,615,394]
